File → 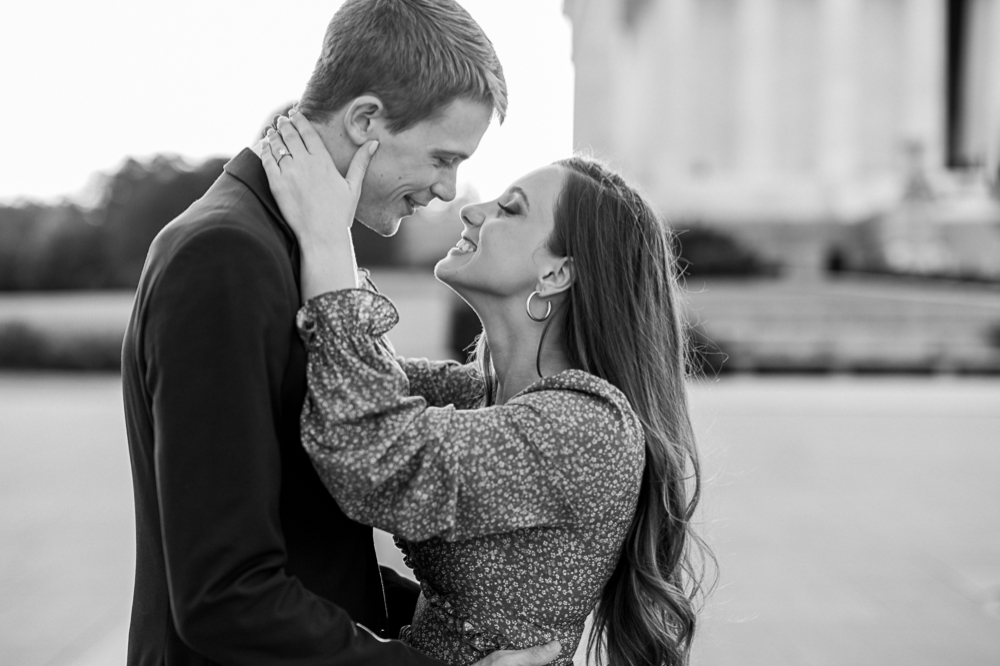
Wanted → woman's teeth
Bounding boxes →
[454,238,477,253]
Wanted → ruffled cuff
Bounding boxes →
[296,289,399,347]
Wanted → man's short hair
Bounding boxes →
[299,0,507,133]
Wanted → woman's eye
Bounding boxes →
[497,202,516,215]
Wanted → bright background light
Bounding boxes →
[0,0,573,204]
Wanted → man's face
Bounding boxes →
[355,97,493,236]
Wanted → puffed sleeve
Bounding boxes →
[397,357,483,409]
[296,290,633,542]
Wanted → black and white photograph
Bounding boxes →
[1,1,999,665]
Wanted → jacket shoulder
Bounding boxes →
[140,173,291,289]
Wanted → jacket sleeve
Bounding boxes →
[380,565,421,639]
[144,224,443,665]
[297,290,634,543]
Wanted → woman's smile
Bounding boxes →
[434,165,566,296]
[451,236,478,254]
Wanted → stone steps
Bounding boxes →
[686,277,1000,372]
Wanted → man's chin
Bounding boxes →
[355,213,403,238]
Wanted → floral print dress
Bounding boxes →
[296,289,645,666]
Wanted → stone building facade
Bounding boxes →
[565,0,1000,276]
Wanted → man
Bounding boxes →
[121,1,561,664]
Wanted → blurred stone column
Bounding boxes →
[901,0,947,171]
[566,0,618,158]
[818,0,860,208]
[985,0,1000,175]
[796,0,863,277]
[659,0,696,181]
[737,0,777,178]
[955,0,995,167]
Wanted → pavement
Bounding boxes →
[0,374,134,666]
[690,376,1000,666]
[1,373,998,665]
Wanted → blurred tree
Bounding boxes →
[0,203,108,290]
[0,156,227,291]
[0,322,49,368]
[674,225,773,277]
[96,155,227,287]
[29,206,109,290]
[0,205,41,289]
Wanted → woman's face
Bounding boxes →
[434,165,567,301]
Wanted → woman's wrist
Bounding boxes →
[298,228,359,301]
[297,222,353,256]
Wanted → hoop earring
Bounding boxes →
[525,291,552,322]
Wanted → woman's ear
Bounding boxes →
[536,256,575,297]
[342,95,386,146]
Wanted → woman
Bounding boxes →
[261,112,710,666]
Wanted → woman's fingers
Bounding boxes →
[266,128,293,169]
[260,137,280,179]
[260,122,374,248]
[276,115,308,158]
[260,138,288,201]
[289,108,326,155]
[344,140,379,197]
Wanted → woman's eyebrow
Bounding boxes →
[508,186,530,210]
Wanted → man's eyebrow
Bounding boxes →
[508,186,530,210]
[433,149,470,161]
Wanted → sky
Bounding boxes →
[0,0,574,204]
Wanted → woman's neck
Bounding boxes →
[476,297,573,405]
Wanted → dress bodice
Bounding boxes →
[296,289,645,665]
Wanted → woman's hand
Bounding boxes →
[471,642,561,666]
[260,110,379,300]
[261,110,377,247]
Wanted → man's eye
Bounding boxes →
[435,157,454,168]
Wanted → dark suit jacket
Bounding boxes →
[121,149,443,666]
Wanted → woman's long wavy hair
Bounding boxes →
[472,156,712,665]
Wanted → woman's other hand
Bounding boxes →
[260,110,379,300]
[471,641,561,666]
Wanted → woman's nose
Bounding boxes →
[460,203,486,228]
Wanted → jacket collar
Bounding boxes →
[223,148,298,252]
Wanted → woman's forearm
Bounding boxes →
[297,290,586,542]
[298,230,359,301]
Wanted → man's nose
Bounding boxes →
[431,171,457,203]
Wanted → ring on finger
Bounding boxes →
[276,147,291,163]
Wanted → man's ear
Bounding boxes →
[536,256,575,297]
[342,95,386,146]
